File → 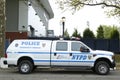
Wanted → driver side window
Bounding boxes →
[71,42,83,51]
[71,42,88,52]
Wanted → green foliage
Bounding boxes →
[72,28,81,38]
[96,25,104,39]
[99,25,120,39]
[101,25,117,39]
[103,25,113,39]
[110,29,119,39]
[105,7,120,20]
[64,29,70,38]
[83,28,95,38]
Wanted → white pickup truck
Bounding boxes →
[4,39,115,75]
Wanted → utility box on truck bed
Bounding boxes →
[4,39,115,75]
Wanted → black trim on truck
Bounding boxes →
[111,60,116,68]
[3,60,7,65]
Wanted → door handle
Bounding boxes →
[54,53,57,56]
[70,53,72,56]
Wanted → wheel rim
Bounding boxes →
[21,63,30,73]
[98,64,108,74]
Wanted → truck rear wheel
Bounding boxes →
[95,61,110,75]
[18,60,33,74]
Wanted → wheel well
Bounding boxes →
[17,57,34,66]
[94,58,112,68]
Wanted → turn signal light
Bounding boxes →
[5,53,7,58]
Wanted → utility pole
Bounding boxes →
[61,17,66,38]
[0,0,6,57]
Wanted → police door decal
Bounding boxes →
[72,55,87,61]
[69,42,93,66]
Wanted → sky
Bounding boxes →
[28,0,120,37]
[48,0,120,36]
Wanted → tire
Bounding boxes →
[18,60,33,74]
[95,61,110,75]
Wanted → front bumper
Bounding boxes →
[111,60,116,68]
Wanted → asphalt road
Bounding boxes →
[0,68,120,80]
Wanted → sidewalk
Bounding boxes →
[116,63,120,70]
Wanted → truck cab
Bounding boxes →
[4,39,115,75]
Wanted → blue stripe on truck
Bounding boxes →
[34,60,95,63]
[9,52,112,56]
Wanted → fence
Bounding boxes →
[81,39,120,53]
[5,37,120,53]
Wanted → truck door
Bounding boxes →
[69,42,93,66]
[51,41,70,66]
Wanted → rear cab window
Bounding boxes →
[56,42,68,51]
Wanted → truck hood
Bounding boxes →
[91,50,114,55]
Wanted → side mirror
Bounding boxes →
[80,47,90,52]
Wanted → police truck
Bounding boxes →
[4,39,115,75]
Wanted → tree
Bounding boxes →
[102,25,113,39]
[96,25,104,39]
[72,28,81,38]
[110,29,119,39]
[56,0,120,20]
[117,27,120,38]
[101,25,118,39]
[64,29,70,38]
[83,28,95,38]
[0,0,6,57]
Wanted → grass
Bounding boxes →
[115,54,120,70]
[115,54,120,63]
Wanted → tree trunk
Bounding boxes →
[0,0,6,57]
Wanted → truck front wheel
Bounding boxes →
[18,60,33,74]
[95,61,110,75]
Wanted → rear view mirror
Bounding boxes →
[80,47,90,52]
